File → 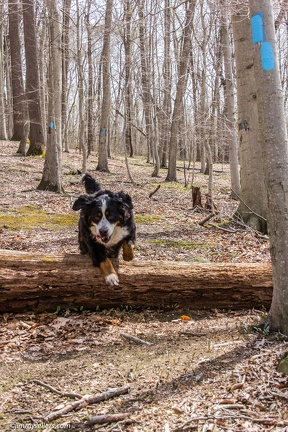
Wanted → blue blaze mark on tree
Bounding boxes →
[251,12,275,71]
[100,129,107,137]
[251,13,265,44]
[260,42,275,71]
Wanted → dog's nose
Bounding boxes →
[99,228,109,238]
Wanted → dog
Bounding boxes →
[72,174,136,286]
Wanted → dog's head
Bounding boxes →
[73,191,133,245]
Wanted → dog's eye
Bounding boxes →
[93,212,102,222]
[105,211,113,221]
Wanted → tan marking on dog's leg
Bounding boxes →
[100,259,119,286]
[123,240,134,261]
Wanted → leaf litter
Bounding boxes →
[0,141,287,431]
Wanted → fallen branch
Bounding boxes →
[85,412,131,426]
[45,385,130,422]
[149,185,161,198]
[198,212,215,226]
[208,222,239,233]
[31,380,82,399]
[120,332,152,345]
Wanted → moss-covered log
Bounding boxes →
[0,249,272,313]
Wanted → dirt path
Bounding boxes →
[0,141,287,432]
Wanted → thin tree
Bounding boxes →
[96,0,113,172]
[249,0,288,334]
[22,0,45,156]
[61,0,72,153]
[0,1,7,140]
[8,0,26,148]
[38,0,62,192]
[86,0,94,158]
[221,0,241,197]
[123,0,134,159]
[75,0,86,174]
[158,0,171,168]
[166,0,196,182]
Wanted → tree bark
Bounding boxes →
[96,0,113,172]
[0,2,7,140]
[61,0,72,153]
[22,0,45,156]
[232,3,268,233]
[8,0,26,145]
[221,0,241,198]
[166,0,196,182]
[248,0,288,334]
[38,0,62,193]
[0,250,272,313]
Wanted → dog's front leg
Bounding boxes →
[122,239,134,261]
[99,259,119,286]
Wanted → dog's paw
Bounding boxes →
[105,273,119,286]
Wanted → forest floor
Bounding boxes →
[0,140,287,432]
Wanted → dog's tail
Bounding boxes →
[82,173,102,194]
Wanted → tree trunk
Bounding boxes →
[61,0,72,153]
[37,0,62,192]
[86,0,94,158]
[123,0,134,160]
[96,0,113,172]
[166,0,196,182]
[158,0,171,168]
[22,0,45,156]
[248,0,288,335]
[0,2,7,140]
[232,3,268,233]
[138,0,160,176]
[0,250,272,313]
[8,0,26,146]
[221,0,241,198]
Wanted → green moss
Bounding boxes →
[151,239,215,250]
[0,205,78,231]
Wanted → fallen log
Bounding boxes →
[0,249,272,313]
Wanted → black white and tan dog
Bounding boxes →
[72,174,136,286]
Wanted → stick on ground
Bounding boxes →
[85,412,131,426]
[45,385,130,422]
[120,332,152,345]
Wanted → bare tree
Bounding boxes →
[86,0,94,158]
[123,0,134,159]
[166,0,196,182]
[62,0,72,153]
[221,0,241,197]
[158,0,171,168]
[22,0,45,156]
[0,1,7,140]
[96,0,113,172]
[8,0,26,148]
[249,0,288,334]
[232,2,267,232]
[38,0,62,192]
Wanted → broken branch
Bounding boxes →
[120,332,152,345]
[85,412,131,426]
[45,385,130,422]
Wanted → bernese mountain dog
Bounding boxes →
[72,174,136,286]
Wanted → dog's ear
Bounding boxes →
[72,195,92,211]
[116,192,134,209]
